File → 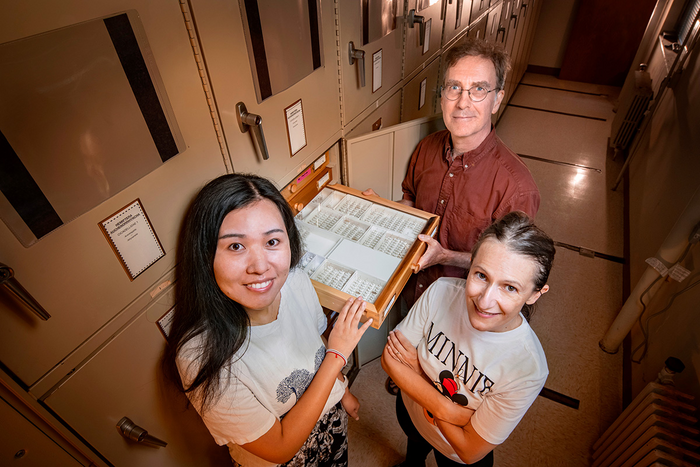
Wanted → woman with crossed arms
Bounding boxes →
[383,212,555,466]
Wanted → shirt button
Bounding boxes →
[464,164,468,168]
[449,173,454,177]
[440,199,445,204]
[419,284,424,288]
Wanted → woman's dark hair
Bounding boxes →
[163,173,303,411]
[470,211,555,321]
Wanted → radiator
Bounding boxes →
[591,382,700,466]
[609,69,653,153]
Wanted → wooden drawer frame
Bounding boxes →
[296,184,439,329]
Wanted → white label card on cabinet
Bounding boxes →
[372,49,383,93]
[419,78,427,110]
[157,307,175,340]
[99,199,164,281]
[314,153,327,170]
[285,99,307,156]
[423,19,432,55]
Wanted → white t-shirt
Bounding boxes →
[397,277,548,461]
[177,268,347,467]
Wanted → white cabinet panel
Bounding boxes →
[346,116,445,203]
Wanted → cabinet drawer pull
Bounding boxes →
[0,262,51,320]
[117,417,167,448]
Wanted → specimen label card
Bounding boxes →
[99,199,164,280]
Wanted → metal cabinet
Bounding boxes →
[338,0,405,128]
[0,0,225,390]
[188,0,344,186]
[467,13,489,41]
[404,0,445,78]
[346,115,445,202]
[485,2,504,43]
[471,0,492,25]
[444,0,474,46]
[0,396,84,467]
[344,90,403,140]
[401,57,442,122]
[43,287,230,467]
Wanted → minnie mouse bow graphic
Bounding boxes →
[423,370,469,425]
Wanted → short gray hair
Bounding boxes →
[443,38,511,90]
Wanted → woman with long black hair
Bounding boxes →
[164,173,371,466]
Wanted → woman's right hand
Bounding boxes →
[327,296,373,357]
[385,330,421,375]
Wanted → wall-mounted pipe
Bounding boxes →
[600,187,700,353]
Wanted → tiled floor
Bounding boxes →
[347,73,626,466]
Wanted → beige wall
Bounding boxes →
[528,0,579,68]
[627,44,700,398]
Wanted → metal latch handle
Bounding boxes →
[348,42,366,88]
[409,10,426,47]
[0,263,50,320]
[236,102,269,161]
[117,417,167,448]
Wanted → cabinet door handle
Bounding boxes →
[348,41,366,88]
[0,263,50,321]
[117,417,167,448]
[408,10,426,47]
[236,102,269,161]
[497,26,506,43]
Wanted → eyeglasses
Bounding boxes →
[441,84,499,102]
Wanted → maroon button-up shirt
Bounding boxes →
[401,128,540,305]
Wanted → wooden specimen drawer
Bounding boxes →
[295,184,439,329]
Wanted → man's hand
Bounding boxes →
[415,234,448,272]
[362,188,415,207]
[413,235,472,272]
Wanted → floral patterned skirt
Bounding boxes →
[281,401,348,467]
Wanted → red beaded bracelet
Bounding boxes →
[325,349,347,366]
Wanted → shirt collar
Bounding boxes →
[444,126,497,167]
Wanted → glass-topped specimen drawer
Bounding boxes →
[295,184,439,328]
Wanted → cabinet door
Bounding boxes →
[346,116,445,202]
[0,0,225,386]
[471,0,491,24]
[345,91,403,140]
[339,0,405,125]
[502,0,528,105]
[467,14,488,41]
[401,57,442,123]
[404,0,445,77]
[44,289,231,467]
[0,397,84,467]
[444,0,473,46]
[513,0,541,84]
[188,0,343,185]
[485,3,503,43]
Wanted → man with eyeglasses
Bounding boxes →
[368,38,540,310]
[374,38,541,467]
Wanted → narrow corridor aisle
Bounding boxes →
[348,74,627,466]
